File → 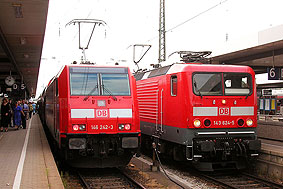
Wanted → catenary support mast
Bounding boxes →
[158,0,166,64]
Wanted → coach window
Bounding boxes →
[171,75,177,96]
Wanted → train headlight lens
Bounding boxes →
[222,99,226,104]
[119,124,131,131]
[118,124,125,131]
[72,124,86,131]
[72,124,79,131]
[246,119,253,127]
[237,119,244,127]
[124,124,131,131]
[193,119,201,128]
[79,124,86,131]
[204,119,211,127]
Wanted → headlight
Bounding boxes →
[119,123,131,131]
[124,123,131,130]
[118,124,124,130]
[72,124,86,131]
[246,119,253,126]
[237,119,244,127]
[193,119,201,128]
[73,124,79,131]
[204,119,211,127]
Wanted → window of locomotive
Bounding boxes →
[101,73,131,96]
[171,75,177,96]
[192,73,222,96]
[69,72,99,96]
[224,73,252,96]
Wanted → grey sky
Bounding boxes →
[37,0,283,96]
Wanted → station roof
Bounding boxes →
[212,39,283,74]
[0,0,49,97]
[257,82,283,89]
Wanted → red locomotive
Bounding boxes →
[39,64,140,168]
[135,51,261,171]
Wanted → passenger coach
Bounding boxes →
[40,65,140,168]
[135,52,261,171]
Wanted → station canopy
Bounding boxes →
[212,39,283,75]
[0,0,49,98]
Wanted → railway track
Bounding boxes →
[77,168,146,189]
[199,171,283,189]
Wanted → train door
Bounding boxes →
[151,80,161,137]
[55,78,60,142]
[155,77,166,137]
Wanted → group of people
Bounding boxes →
[0,98,36,132]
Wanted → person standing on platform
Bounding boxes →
[32,102,36,115]
[14,100,24,130]
[21,100,28,129]
[9,99,15,128]
[1,98,10,132]
[28,102,33,118]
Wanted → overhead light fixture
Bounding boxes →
[12,4,23,18]
[20,37,26,45]
[23,54,29,58]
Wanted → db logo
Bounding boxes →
[96,109,108,118]
[219,107,229,115]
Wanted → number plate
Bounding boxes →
[213,120,235,126]
[91,124,114,130]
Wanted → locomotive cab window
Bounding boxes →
[70,72,99,96]
[69,67,130,96]
[101,73,130,96]
[171,75,177,96]
[193,73,222,96]
[224,73,252,96]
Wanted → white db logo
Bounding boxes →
[96,109,108,118]
[219,107,229,115]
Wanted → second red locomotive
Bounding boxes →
[135,52,261,171]
[39,64,140,168]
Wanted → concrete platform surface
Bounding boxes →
[0,115,64,189]
[255,139,283,183]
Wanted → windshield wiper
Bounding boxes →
[83,85,98,101]
[102,85,117,101]
[193,80,202,99]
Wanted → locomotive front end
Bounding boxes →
[61,66,140,168]
[188,67,261,170]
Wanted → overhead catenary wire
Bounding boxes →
[146,0,229,43]
[166,0,229,33]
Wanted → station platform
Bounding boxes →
[0,115,64,188]
[255,119,283,183]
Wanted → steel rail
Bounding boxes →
[242,172,283,189]
[199,171,283,189]
[77,171,91,189]
[77,168,146,189]
[118,168,147,189]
